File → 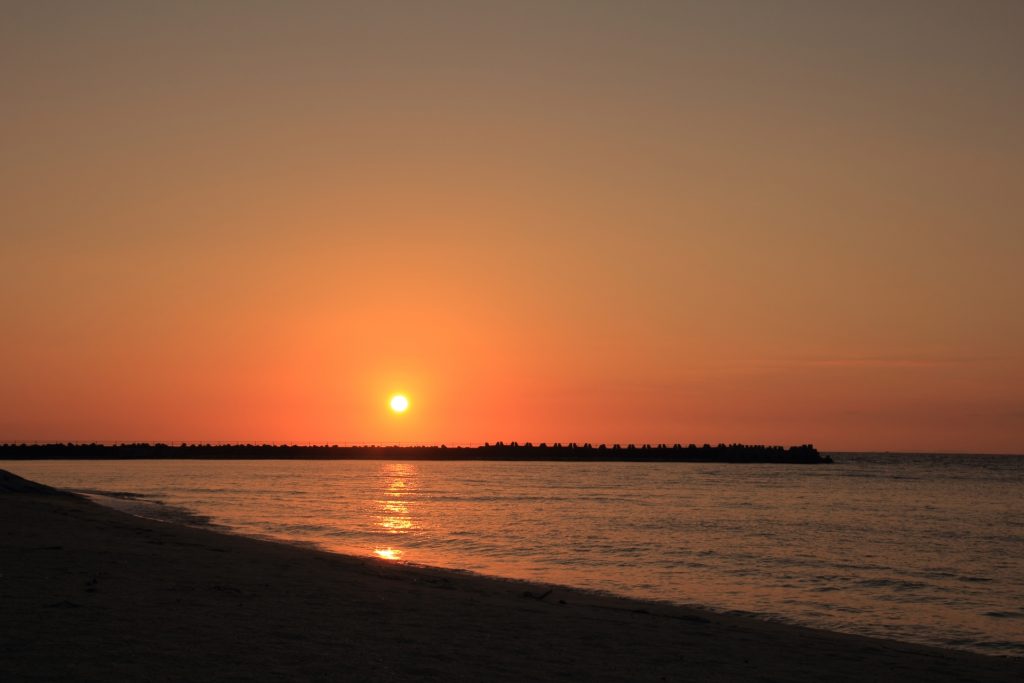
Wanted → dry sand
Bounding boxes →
[1,469,1020,682]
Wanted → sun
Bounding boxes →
[389,394,409,413]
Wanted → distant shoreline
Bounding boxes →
[0,442,831,463]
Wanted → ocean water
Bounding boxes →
[4,454,1022,656]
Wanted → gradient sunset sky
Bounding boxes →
[3,1,1022,453]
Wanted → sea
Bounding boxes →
[3,453,1022,657]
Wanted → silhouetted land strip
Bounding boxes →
[1,469,1018,682]
[1,442,832,463]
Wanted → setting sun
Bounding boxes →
[389,395,409,414]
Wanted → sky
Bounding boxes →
[2,1,1022,453]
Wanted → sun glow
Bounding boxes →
[389,394,410,413]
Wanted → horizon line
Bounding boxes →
[1,442,1022,457]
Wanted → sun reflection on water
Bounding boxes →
[373,463,418,559]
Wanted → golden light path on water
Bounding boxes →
[374,463,416,561]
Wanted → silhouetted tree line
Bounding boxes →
[0,442,832,463]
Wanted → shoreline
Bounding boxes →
[2,470,1021,682]
[0,443,833,464]
[74,487,1012,659]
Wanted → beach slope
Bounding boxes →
[1,470,1019,682]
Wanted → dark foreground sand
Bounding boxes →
[1,470,1020,682]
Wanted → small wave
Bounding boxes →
[855,578,927,591]
[943,637,1024,653]
[968,640,1024,653]
[74,488,150,500]
[82,492,215,528]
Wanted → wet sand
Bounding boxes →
[1,470,1020,682]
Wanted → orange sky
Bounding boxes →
[2,2,1022,452]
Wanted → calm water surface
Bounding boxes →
[4,454,1022,656]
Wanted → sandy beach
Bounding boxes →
[1,470,1020,682]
